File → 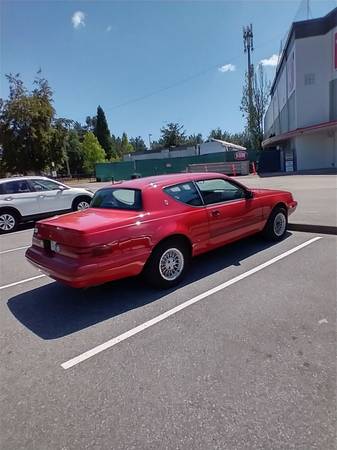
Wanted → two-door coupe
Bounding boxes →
[26,173,297,289]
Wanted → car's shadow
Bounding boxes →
[7,233,291,340]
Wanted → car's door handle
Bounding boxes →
[4,197,13,201]
[211,210,221,217]
[39,195,44,198]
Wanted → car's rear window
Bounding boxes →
[91,188,142,211]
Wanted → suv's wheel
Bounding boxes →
[262,206,288,241]
[0,210,19,234]
[72,196,91,211]
[144,238,190,289]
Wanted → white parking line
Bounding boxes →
[0,246,29,255]
[61,236,322,370]
[0,274,46,291]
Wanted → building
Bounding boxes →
[123,139,246,162]
[262,7,337,173]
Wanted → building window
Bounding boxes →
[304,73,315,85]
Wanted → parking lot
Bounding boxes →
[1,226,336,449]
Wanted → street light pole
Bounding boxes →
[148,133,152,150]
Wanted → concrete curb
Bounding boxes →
[288,223,337,235]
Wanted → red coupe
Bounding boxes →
[26,173,297,289]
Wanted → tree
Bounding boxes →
[81,132,106,174]
[159,122,187,147]
[241,64,270,149]
[93,106,114,160]
[129,136,147,152]
[67,130,83,174]
[187,133,203,146]
[0,73,66,174]
[120,132,134,157]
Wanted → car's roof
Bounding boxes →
[0,176,53,184]
[109,172,229,190]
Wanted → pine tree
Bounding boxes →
[94,105,113,160]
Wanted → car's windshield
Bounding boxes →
[91,188,142,211]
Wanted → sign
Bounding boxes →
[335,32,337,70]
[288,51,295,94]
[234,151,248,161]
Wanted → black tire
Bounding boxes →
[72,196,92,211]
[144,238,190,289]
[262,206,288,241]
[0,209,19,234]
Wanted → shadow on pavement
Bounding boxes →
[7,233,291,340]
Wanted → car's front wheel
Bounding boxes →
[144,238,190,289]
[72,196,91,211]
[0,209,19,234]
[262,206,288,241]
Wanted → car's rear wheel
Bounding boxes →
[262,206,288,241]
[72,196,91,211]
[144,238,190,289]
[0,209,19,234]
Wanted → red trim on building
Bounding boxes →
[262,120,337,148]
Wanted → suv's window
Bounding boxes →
[164,182,203,206]
[91,188,142,210]
[1,180,31,194]
[196,178,245,205]
[30,179,62,191]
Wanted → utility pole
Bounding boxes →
[243,24,254,145]
[148,133,152,151]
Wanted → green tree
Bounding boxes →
[0,73,66,174]
[159,122,187,147]
[81,132,106,174]
[94,106,114,160]
[120,132,134,157]
[67,130,84,174]
[187,133,203,146]
[241,64,270,149]
[129,136,147,152]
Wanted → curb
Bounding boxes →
[288,223,337,235]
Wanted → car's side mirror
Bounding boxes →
[245,190,254,200]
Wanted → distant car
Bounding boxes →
[0,176,94,233]
[26,173,297,289]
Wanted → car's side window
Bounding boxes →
[30,179,61,191]
[2,180,31,194]
[164,182,203,206]
[196,179,245,205]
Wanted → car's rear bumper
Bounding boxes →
[25,246,149,288]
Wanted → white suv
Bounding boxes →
[0,177,94,233]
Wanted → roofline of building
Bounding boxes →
[270,7,337,95]
[262,120,337,148]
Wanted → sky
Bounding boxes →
[1,0,336,144]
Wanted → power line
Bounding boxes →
[105,32,285,112]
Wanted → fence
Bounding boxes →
[95,150,258,182]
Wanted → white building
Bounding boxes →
[123,139,246,162]
[262,7,337,173]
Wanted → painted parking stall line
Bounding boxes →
[0,245,29,255]
[0,274,46,291]
[61,236,322,370]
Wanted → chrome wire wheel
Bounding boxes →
[159,248,184,281]
[0,213,16,232]
[273,212,287,237]
[77,201,90,211]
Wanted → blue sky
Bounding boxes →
[1,0,336,144]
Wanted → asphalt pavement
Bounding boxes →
[0,228,336,449]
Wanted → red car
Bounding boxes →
[26,173,297,289]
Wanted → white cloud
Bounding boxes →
[106,25,112,32]
[260,54,279,67]
[218,64,236,73]
[72,11,85,29]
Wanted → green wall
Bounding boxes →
[96,151,257,181]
